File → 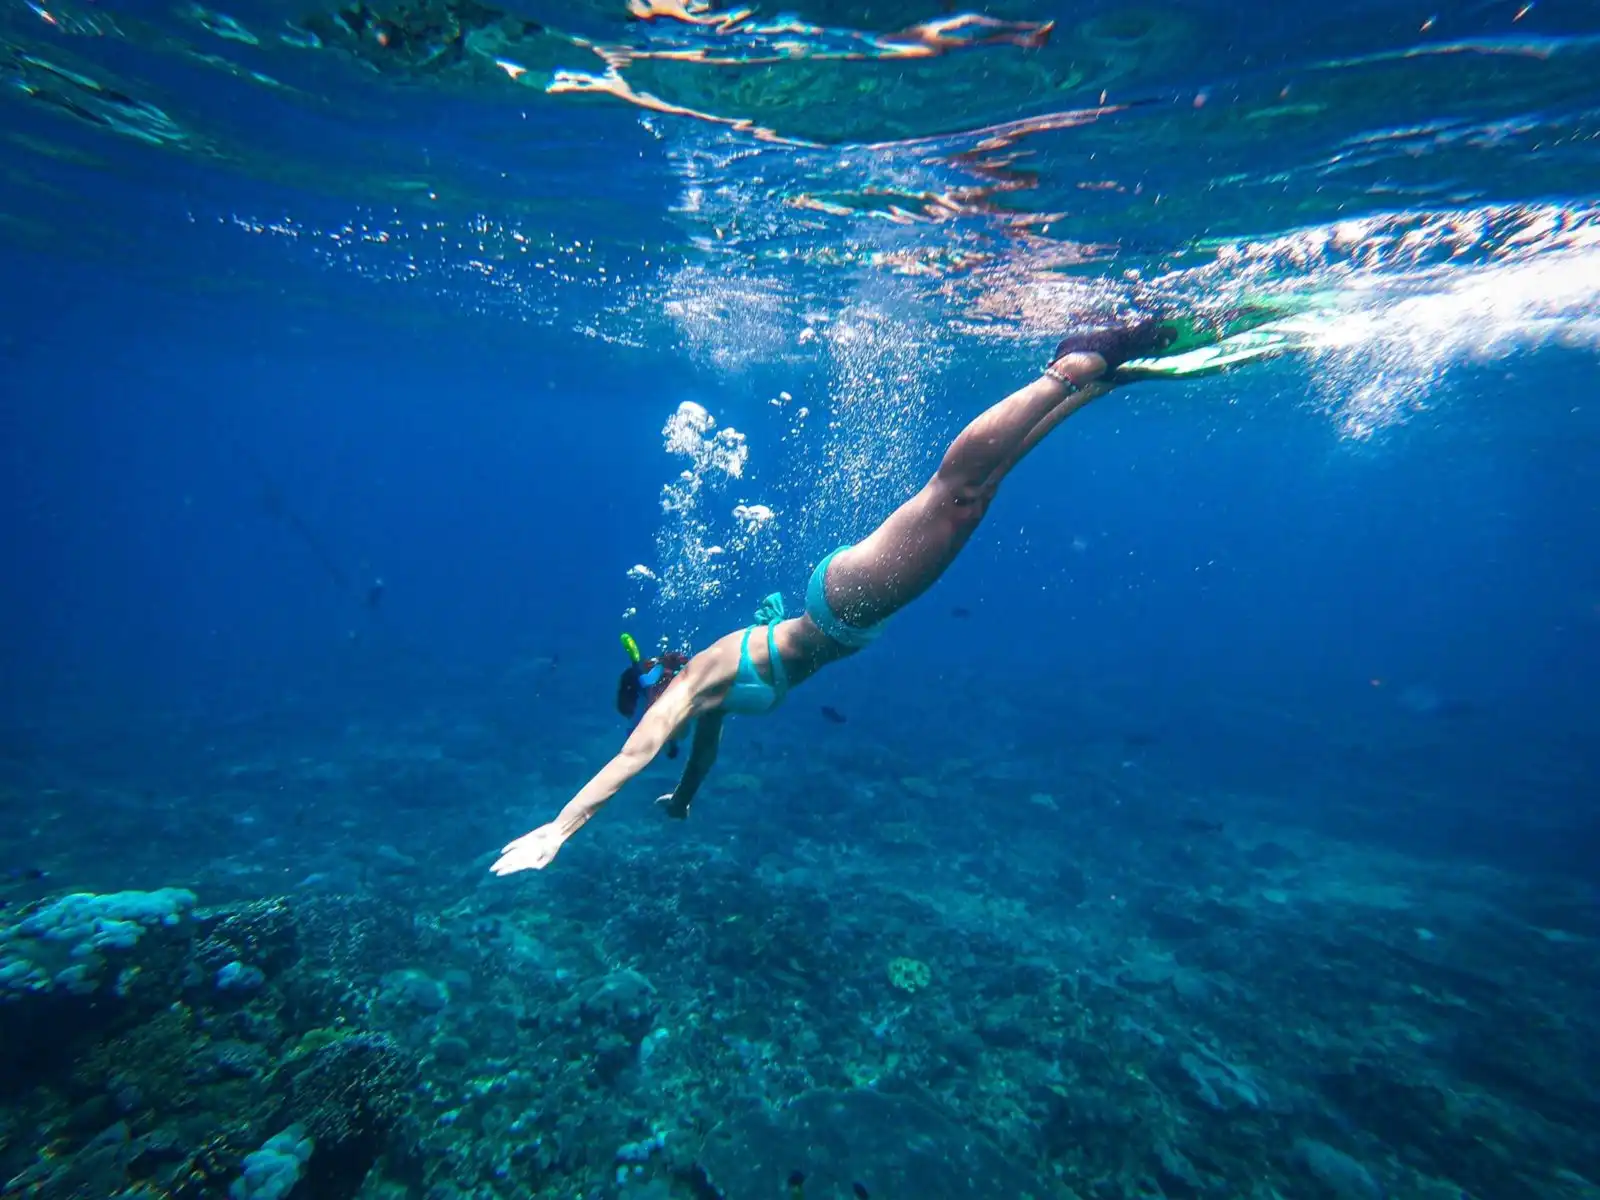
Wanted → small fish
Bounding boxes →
[1178,817,1224,835]
[820,706,847,724]
[2,866,47,882]
[853,1184,871,1200]
[950,606,972,618]
[787,1170,805,1199]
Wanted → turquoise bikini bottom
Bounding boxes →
[721,545,888,717]
[805,545,888,650]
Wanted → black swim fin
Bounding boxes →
[1050,319,1178,371]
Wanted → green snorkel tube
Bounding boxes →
[622,632,664,687]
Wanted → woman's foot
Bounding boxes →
[1050,318,1180,374]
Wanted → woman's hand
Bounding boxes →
[656,791,691,820]
[490,822,568,874]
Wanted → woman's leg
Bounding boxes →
[821,350,1110,627]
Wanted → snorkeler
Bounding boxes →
[491,318,1187,874]
[616,633,690,759]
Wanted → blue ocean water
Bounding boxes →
[2,1,1599,1198]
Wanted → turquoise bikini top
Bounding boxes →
[722,592,790,716]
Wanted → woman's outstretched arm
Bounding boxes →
[491,667,702,874]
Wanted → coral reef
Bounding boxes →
[0,888,422,1200]
[2,707,1596,1200]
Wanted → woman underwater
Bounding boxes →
[491,317,1195,875]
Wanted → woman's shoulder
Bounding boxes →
[688,629,745,678]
